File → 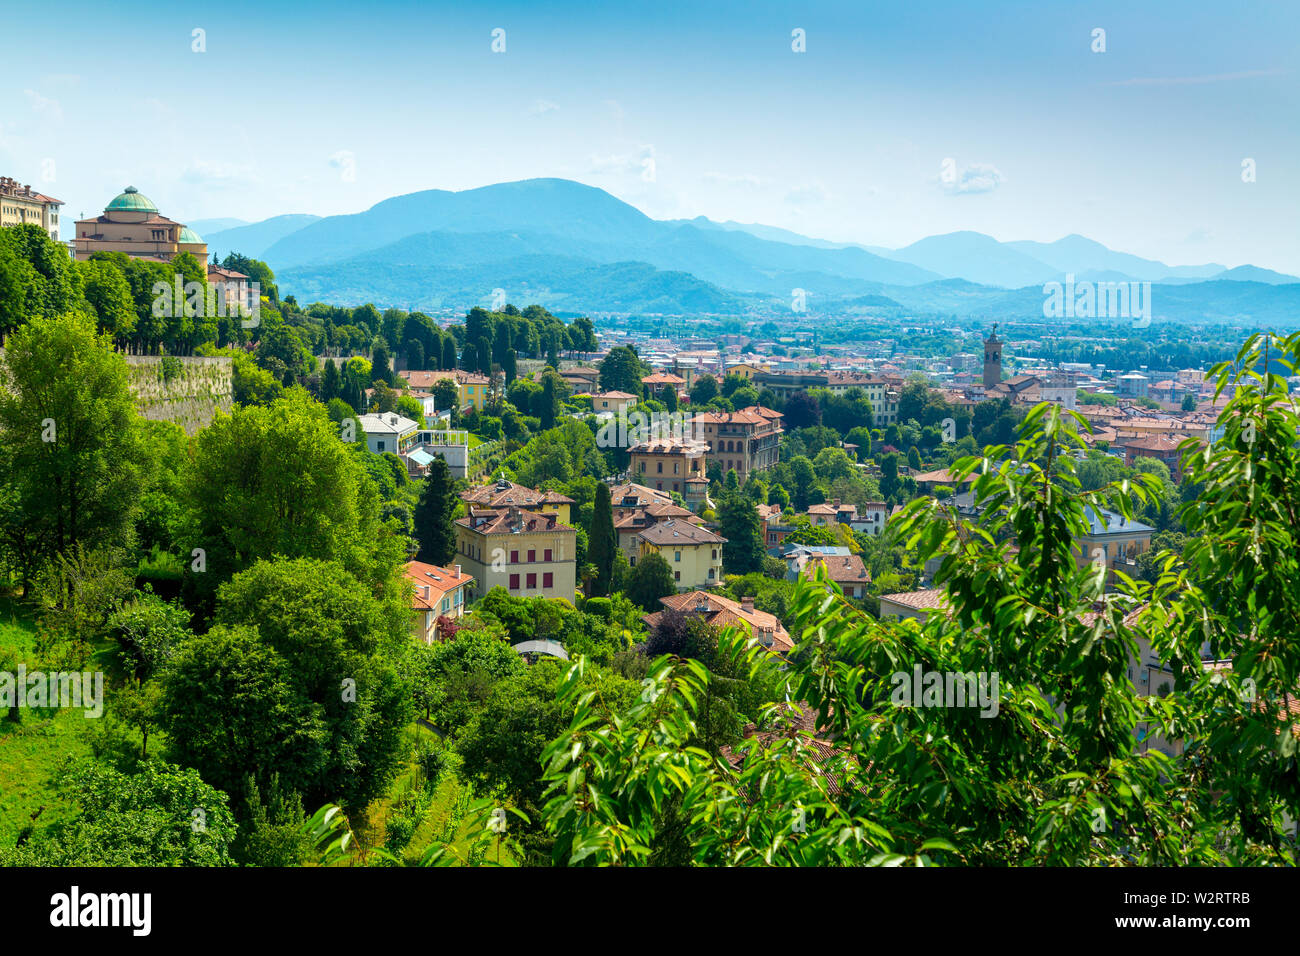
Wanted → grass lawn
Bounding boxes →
[0,594,94,844]
[0,591,148,847]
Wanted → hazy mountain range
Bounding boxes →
[188,178,1300,322]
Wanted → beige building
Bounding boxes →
[638,517,726,590]
[461,477,574,525]
[73,186,208,265]
[588,390,639,415]
[401,368,492,411]
[455,505,577,603]
[404,560,473,642]
[691,406,783,483]
[628,436,707,495]
[0,176,63,240]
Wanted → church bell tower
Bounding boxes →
[983,325,1002,390]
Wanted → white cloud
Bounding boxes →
[180,158,259,186]
[589,144,655,176]
[530,99,559,116]
[23,89,62,123]
[942,163,1004,195]
[785,182,828,205]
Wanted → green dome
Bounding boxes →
[178,226,203,244]
[105,186,158,213]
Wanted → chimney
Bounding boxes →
[741,596,755,613]
[421,585,430,599]
[454,564,461,576]
[832,498,840,508]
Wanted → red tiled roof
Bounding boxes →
[404,560,473,610]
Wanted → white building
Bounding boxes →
[357,412,419,455]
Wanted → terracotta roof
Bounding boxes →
[608,482,673,507]
[1124,435,1184,452]
[456,507,574,535]
[645,590,792,653]
[690,406,783,426]
[803,553,870,585]
[638,517,726,546]
[642,372,685,385]
[461,479,574,509]
[404,560,473,610]
[880,588,951,612]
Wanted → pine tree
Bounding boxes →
[372,342,394,386]
[405,339,425,372]
[321,359,340,403]
[718,493,764,575]
[413,457,458,565]
[590,482,616,597]
[540,371,561,431]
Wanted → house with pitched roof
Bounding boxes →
[404,560,474,642]
[637,517,726,590]
[454,505,577,602]
[801,552,871,600]
[461,476,575,525]
[644,590,792,653]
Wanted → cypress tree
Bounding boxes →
[413,457,458,565]
[442,336,456,370]
[590,482,616,597]
[321,359,340,402]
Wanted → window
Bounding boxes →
[674,550,681,562]
[441,597,450,612]
[673,463,679,474]
[674,571,680,581]
[543,572,553,588]
[510,550,519,563]
[508,574,520,590]
[657,462,663,473]
[639,461,646,472]
[377,441,386,451]
[526,573,537,589]
[527,549,536,563]
[712,549,718,559]
[544,549,553,562]
[708,568,715,579]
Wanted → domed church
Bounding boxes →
[73,186,209,265]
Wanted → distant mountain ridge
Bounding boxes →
[220,177,1297,318]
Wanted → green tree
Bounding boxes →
[413,457,458,565]
[2,761,237,866]
[718,494,765,575]
[181,389,402,602]
[599,346,644,396]
[0,313,148,585]
[626,551,677,611]
[589,482,616,597]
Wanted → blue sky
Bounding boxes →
[2,0,1297,271]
